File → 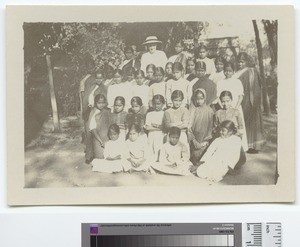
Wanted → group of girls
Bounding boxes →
[82,42,266,183]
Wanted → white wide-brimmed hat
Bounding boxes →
[142,36,162,45]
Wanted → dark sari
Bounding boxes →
[235,67,266,149]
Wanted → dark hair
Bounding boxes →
[124,46,134,53]
[193,89,206,98]
[114,96,125,106]
[124,66,135,76]
[192,89,206,106]
[237,52,255,67]
[169,126,181,137]
[195,45,208,59]
[174,39,185,47]
[187,57,196,65]
[113,69,123,77]
[165,62,173,69]
[128,123,141,133]
[199,44,208,51]
[219,91,233,100]
[195,61,206,71]
[94,94,107,105]
[146,64,156,72]
[103,64,114,79]
[155,67,165,76]
[219,120,237,134]
[224,61,235,71]
[171,90,184,100]
[95,68,104,75]
[108,123,120,135]
[131,96,143,106]
[172,62,184,72]
[214,56,225,65]
[152,94,165,104]
[135,69,145,78]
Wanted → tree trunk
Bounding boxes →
[252,20,271,115]
[262,20,277,71]
[46,54,60,131]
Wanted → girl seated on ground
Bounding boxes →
[91,124,131,173]
[152,126,192,176]
[195,120,242,182]
[125,124,153,173]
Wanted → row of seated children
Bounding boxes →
[91,120,241,183]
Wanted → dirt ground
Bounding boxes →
[24,114,277,188]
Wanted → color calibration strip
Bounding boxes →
[82,223,281,247]
[90,234,234,247]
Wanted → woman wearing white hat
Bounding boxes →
[140,36,168,73]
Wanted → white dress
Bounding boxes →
[196,135,242,182]
[209,71,226,85]
[91,138,131,173]
[152,141,192,176]
[131,84,149,108]
[107,83,132,111]
[145,111,165,161]
[217,77,248,151]
[125,135,152,171]
[140,50,168,73]
[165,77,189,106]
[148,81,166,107]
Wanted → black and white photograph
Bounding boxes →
[7,6,295,205]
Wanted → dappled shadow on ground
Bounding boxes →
[25,114,277,188]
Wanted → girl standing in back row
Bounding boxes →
[166,62,189,107]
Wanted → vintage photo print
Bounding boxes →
[6,5,295,205]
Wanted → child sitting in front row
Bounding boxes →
[196,120,242,182]
[125,124,153,173]
[91,124,131,173]
[152,127,192,176]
